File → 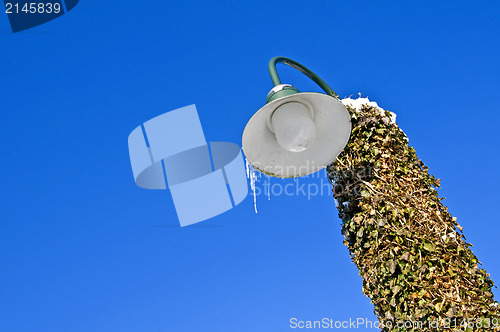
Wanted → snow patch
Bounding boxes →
[341,95,397,124]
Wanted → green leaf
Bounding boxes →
[387,260,397,274]
[391,285,401,296]
[423,243,436,252]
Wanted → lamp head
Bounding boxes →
[242,84,351,178]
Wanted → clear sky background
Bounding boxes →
[1,1,499,331]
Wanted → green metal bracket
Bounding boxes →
[267,56,339,100]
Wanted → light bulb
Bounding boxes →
[271,102,316,152]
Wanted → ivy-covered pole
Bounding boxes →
[243,57,500,330]
[327,101,500,331]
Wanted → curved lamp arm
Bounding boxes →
[268,56,339,99]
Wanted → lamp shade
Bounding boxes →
[242,92,351,178]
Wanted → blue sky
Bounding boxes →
[1,1,499,331]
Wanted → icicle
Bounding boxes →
[245,159,258,213]
[245,159,250,178]
[266,175,271,200]
[250,169,258,213]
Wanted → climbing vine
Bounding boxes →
[327,103,500,331]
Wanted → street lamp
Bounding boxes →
[243,57,500,322]
[242,57,351,178]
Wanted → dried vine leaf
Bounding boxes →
[327,103,500,331]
